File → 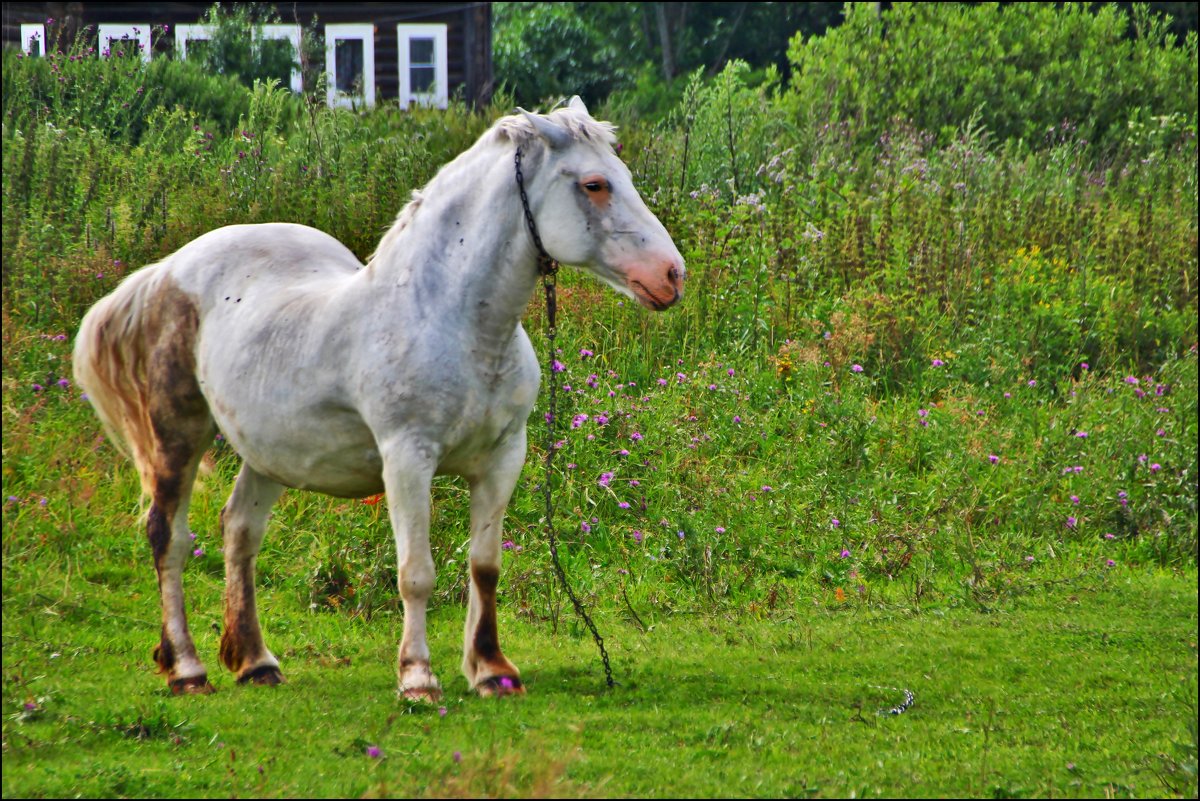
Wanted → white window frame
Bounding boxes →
[97,24,151,63]
[258,24,303,94]
[20,24,46,56]
[397,24,448,109]
[174,24,214,62]
[325,24,375,109]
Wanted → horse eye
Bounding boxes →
[584,181,606,193]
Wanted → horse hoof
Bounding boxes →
[170,675,216,695]
[238,665,286,686]
[399,686,443,703]
[476,675,525,698]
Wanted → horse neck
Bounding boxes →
[370,143,542,347]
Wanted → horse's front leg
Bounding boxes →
[381,442,441,701]
[462,434,526,697]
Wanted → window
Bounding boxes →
[20,24,45,57]
[97,24,151,63]
[325,24,375,109]
[174,24,214,62]
[397,24,448,109]
[259,24,302,94]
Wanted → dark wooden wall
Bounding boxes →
[1,2,493,106]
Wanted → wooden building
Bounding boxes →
[2,2,493,108]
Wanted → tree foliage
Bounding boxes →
[493,2,841,107]
[785,2,1198,152]
[187,2,298,92]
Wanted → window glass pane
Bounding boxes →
[30,39,42,58]
[186,38,211,63]
[335,39,363,93]
[109,37,140,59]
[410,65,435,93]
[410,38,434,66]
[260,38,294,87]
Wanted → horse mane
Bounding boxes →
[366,107,617,268]
[487,105,618,149]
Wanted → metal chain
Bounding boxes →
[515,147,616,690]
[873,686,916,716]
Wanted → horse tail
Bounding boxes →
[73,261,174,498]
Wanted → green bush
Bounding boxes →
[785,2,1198,155]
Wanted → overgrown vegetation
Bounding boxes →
[3,4,1197,797]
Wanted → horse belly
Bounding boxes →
[212,396,386,498]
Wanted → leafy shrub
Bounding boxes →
[493,2,636,107]
[785,2,1198,155]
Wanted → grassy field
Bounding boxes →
[3,565,1196,798]
[3,10,1198,798]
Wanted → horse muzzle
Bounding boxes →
[625,257,685,311]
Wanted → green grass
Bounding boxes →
[3,566,1196,798]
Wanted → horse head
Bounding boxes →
[513,97,685,311]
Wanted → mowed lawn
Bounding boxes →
[3,565,1195,798]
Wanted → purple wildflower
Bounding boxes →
[367,746,382,758]
[851,364,864,373]
[988,454,1000,464]
[840,549,851,558]
[598,471,614,487]
[579,348,593,358]
[552,360,565,373]
[931,358,944,367]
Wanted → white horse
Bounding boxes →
[73,97,684,699]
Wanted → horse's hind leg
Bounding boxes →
[145,394,216,694]
[218,465,285,684]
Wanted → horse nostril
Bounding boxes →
[667,265,680,288]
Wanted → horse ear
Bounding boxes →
[568,95,589,115]
[517,108,572,150]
